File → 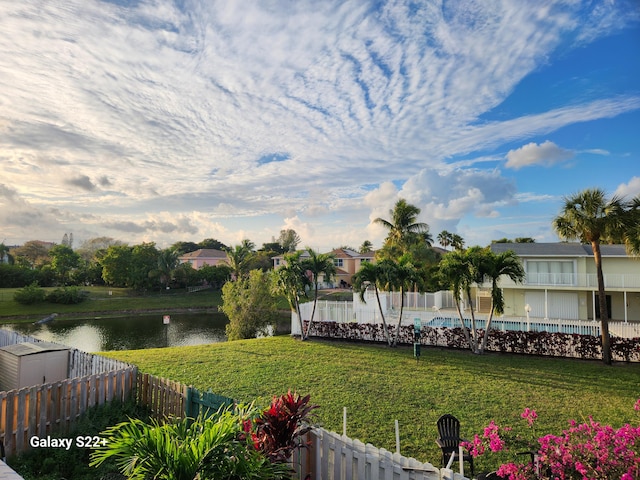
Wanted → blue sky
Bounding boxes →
[1,0,639,252]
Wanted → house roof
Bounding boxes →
[179,248,227,260]
[330,248,376,259]
[490,242,630,257]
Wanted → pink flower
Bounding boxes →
[520,407,538,427]
[634,398,640,411]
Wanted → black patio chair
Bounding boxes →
[435,414,474,477]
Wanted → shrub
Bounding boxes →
[13,282,46,305]
[46,286,88,304]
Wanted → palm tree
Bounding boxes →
[388,255,419,347]
[352,260,393,346]
[437,231,453,251]
[224,241,254,280]
[359,240,373,253]
[479,250,525,353]
[438,248,478,352]
[552,188,628,365]
[272,252,311,340]
[157,248,179,289]
[374,199,429,254]
[301,248,336,340]
[451,234,465,251]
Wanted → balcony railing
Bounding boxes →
[493,273,640,289]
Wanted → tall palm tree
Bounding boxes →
[438,248,477,352]
[374,199,429,254]
[224,241,254,280]
[479,250,525,353]
[272,252,311,340]
[388,255,419,347]
[451,234,465,251]
[352,260,393,346]
[301,248,336,340]
[359,240,373,253]
[437,231,453,251]
[157,248,180,290]
[553,188,628,365]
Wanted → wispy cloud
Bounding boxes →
[0,0,637,248]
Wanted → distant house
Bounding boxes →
[272,248,376,287]
[475,243,640,322]
[178,249,228,269]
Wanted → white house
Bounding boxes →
[480,243,640,322]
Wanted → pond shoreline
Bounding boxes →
[0,306,220,324]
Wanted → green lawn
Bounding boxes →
[0,287,223,321]
[102,336,640,473]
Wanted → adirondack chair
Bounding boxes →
[435,414,474,476]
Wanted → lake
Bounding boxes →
[4,312,290,352]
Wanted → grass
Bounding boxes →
[102,335,640,473]
[0,287,223,321]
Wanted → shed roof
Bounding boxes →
[0,342,69,357]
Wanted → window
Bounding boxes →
[361,258,370,264]
[274,258,280,266]
[526,261,575,285]
[334,258,344,267]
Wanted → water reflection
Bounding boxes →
[5,313,230,352]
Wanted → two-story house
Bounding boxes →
[178,248,228,269]
[481,243,640,322]
[272,248,376,287]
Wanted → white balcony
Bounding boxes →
[495,273,640,289]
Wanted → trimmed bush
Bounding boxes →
[13,282,46,305]
[46,286,88,304]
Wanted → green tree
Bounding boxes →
[387,255,419,347]
[438,247,483,352]
[198,238,228,250]
[552,188,633,364]
[301,248,336,340]
[437,231,453,250]
[451,233,465,251]
[221,269,280,341]
[272,252,311,340]
[278,229,301,253]
[11,240,51,268]
[352,259,401,346]
[49,244,81,285]
[155,248,180,290]
[129,243,159,291]
[99,245,133,287]
[224,241,255,280]
[479,249,525,353]
[374,199,429,256]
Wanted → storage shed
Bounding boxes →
[0,342,70,391]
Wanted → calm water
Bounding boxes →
[4,313,289,352]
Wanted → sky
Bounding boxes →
[1,0,639,253]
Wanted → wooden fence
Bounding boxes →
[292,428,468,480]
[135,373,187,420]
[0,367,137,457]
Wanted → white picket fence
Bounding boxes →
[292,427,468,480]
[294,299,639,339]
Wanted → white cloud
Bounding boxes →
[614,177,640,199]
[505,141,575,169]
[0,1,637,248]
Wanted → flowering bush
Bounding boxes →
[466,401,640,479]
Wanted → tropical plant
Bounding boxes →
[301,248,336,339]
[252,391,318,464]
[466,401,640,480]
[155,248,180,289]
[13,281,46,305]
[552,188,634,364]
[437,231,453,250]
[272,252,311,340]
[479,250,525,353]
[374,199,429,255]
[224,241,255,280]
[451,233,465,251]
[90,406,291,480]
[359,240,373,253]
[438,247,488,353]
[352,260,393,346]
